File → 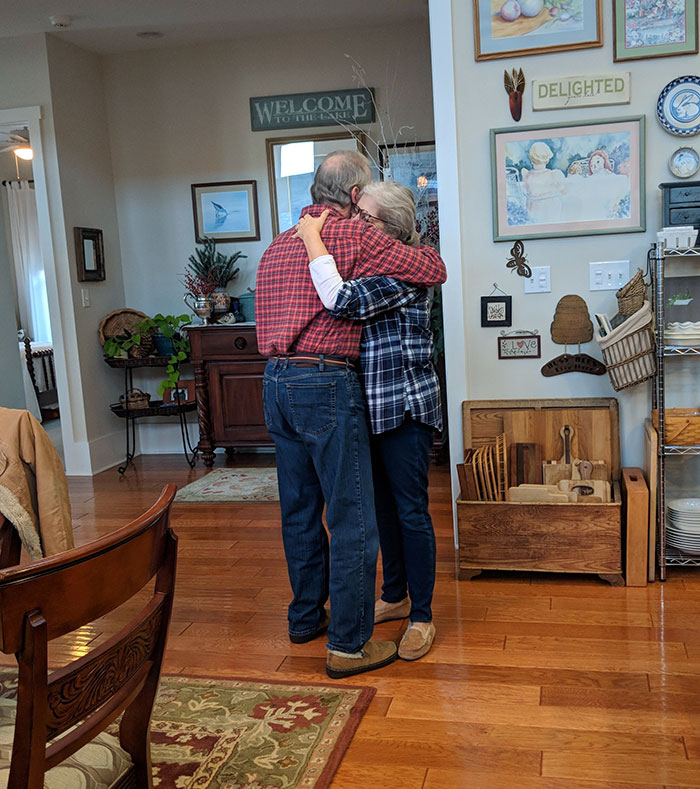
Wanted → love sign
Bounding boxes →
[498,331,541,360]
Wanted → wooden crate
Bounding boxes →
[458,398,624,585]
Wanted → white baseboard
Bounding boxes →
[88,429,137,475]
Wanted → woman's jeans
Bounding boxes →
[262,359,378,654]
[371,415,436,623]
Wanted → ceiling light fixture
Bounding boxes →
[136,31,164,39]
[13,147,34,161]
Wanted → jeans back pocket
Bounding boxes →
[286,381,337,437]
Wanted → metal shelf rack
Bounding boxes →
[651,244,700,578]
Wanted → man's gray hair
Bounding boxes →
[311,150,372,208]
[360,181,421,247]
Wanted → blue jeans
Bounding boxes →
[262,359,378,654]
[371,415,436,623]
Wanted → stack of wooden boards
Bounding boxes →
[457,421,613,504]
[456,398,640,586]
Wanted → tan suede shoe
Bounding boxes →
[398,621,436,661]
[374,596,411,624]
[326,640,398,679]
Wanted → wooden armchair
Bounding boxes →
[0,484,177,789]
[23,337,60,421]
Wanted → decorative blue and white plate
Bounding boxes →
[669,146,700,178]
[657,76,700,137]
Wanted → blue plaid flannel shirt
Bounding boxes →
[332,277,443,435]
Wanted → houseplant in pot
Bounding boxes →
[187,238,246,314]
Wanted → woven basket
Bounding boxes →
[652,409,700,445]
[599,324,656,391]
[128,333,156,358]
[616,269,646,316]
[118,388,151,410]
[98,309,150,346]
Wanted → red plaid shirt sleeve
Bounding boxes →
[256,205,447,358]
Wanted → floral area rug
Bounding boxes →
[175,468,279,502]
[0,671,374,788]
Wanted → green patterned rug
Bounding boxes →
[0,672,374,788]
[175,468,279,502]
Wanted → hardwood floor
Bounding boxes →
[13,454,700,787]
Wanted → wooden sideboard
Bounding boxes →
[187,324,272,466]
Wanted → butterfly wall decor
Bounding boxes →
[506,240,532,279]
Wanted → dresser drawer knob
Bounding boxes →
[234,337,247,350]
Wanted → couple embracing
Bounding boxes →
[256,149,447,678]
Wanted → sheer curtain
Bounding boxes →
[4,180,52,343]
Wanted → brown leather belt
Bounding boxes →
[272,353,358,370]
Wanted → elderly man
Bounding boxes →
[256,150,446,678]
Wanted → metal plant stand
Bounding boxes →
[105,357,198,474]
[651,244,700,580]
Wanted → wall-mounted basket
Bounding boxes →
[596,301,656,392]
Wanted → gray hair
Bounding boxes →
[360,181,420,246]
[311,150,372,208]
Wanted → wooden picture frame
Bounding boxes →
[191,180,260,243]
[163,379,196,405]
[490,116,646,241]
[74,227,105,282]
[498,332,541,359]
[266,131,367,237]
[481,295,513,327]
[473,0,603,61]
[614,0,698,62]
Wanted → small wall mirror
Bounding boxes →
[266,131,367,237]
[74,227,105,281]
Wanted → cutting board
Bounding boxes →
[508,484,569,503]
[509,442,543,487]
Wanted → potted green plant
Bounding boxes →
[137,314,192,396]
[103,314,192,397]
[187,239,246,314]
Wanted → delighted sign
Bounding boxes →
[250,88,375,131]
[532,73,631,111]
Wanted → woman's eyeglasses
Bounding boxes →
[357,208,402,232]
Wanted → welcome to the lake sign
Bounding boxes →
[250,88,375,131]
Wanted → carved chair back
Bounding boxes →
[0,484,178,789]
[0,516,21,569]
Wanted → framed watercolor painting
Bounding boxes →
[473,0,603,61]
[614,0,698,62]
[191,180,260,243]
[379,141,439,248]
[490,116,646,241]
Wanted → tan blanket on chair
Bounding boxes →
[0,407,74,559]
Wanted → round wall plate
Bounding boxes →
[657,76,700,137]
[669,146,700,178]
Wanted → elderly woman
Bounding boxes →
[294,181,444,661]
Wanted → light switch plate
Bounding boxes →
[523,266,551,293]
[589,260,630,291]
[81,288,90,307]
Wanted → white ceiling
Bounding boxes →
[1,0,429,54]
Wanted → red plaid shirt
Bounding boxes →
[256,204,447,357]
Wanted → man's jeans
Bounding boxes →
[371,416,436,623]
[262,358,378,654]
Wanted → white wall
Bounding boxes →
[45,35,128,472]
[102,21,435,452]
[431,1,693,479]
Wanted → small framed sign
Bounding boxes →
[498,331,541,360]
[481,295,512,327]
[532,73,631,112]
[163,379,195,405]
